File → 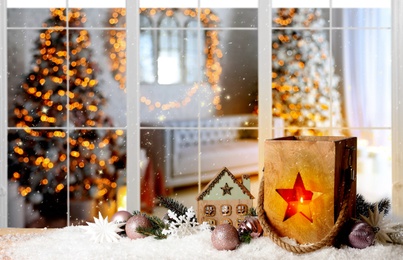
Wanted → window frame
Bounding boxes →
[0,0,7,228]
[0,0,402,227]
[391,1,403,217]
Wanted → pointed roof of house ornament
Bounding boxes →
[196,167,255,201]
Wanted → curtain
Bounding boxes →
[342,8,392,201]
[342,8,391,146]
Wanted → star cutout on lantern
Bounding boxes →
[221,183,233,196]
[276,172,322,223]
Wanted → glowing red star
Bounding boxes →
[276,172,321,223]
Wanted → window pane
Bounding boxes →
[332,0,390,9]
[140,127,198,190]
[89,29,127,128]
[332,8,391,28]
[333,29,391,128]
[353,129,392,201]
[7,0,66,8]
[158,17,181,84]
[272,0,330,8]
[79,8,127,28]
[200,0,258,8]
[69,129,126,224]
[206,8,257,28]
[185,20,203,83]
[7,8,67,27]
[272,9,340,135]
[7,7,128,227]
[216,29,258,116]
[8,129,68,227]
[199,128,258,181]
[272,8,329,28]
[107,13,127,93]
[140,15,155,84]
[8,28,68,128]
[69,29,108,127]
[139,128,173,213]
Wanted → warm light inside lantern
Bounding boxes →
[276,172,322,223]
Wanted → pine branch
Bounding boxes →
[377,198,391,215]
[239,232,252,244]
[158,197,198,223]
[248,207,257,217]
[148,215,168,230]
[158,196,188,216]
[132,210,144,216]
[136,226,167,240]
[131,210,168,239]
[356,194,391,218]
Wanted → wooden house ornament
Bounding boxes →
[196,167,255,228]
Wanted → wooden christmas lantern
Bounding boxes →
[257,136,357,253]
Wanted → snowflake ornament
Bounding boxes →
[81,212,124,243]
[162,207,210,238]
[360,204,396,244]
[199,221,212,231]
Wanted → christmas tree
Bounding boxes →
[271,8,343,135]
[8,8,126,223]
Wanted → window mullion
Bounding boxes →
[66,2,71,227]
[126,0,141,212]
[258,0,272,178]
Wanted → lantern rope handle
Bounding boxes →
[257,173,352,254]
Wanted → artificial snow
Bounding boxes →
[1,226,403,260]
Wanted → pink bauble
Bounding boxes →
[348,221,375,249]
[238,216,263,239]
[125,215,153,240]
[111,210,132,224]
[211,224,240,251]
